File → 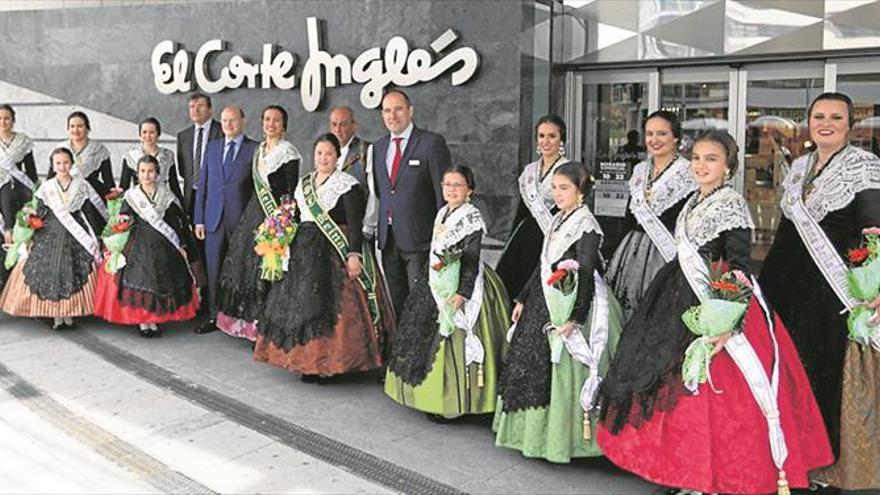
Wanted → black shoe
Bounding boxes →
[424,413,454,424]
[150,328,162,338]
[195,320,217,334]
[139,328,153,338]
[300,374,319,383]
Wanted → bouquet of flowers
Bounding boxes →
[681,263,753,392]
[105,189,124,218]
[429,245,463,337]
[4,197,44,269]
[845,228,880,351]
[253,200,298,281]
[544,259,579,363]
[102,214,132,273]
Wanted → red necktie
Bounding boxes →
[389,137,403,186]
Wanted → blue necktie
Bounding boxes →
[223,140,236,174]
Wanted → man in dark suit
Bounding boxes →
[329,105,369,189]
[369,89,452,314]
[192,105,258,334]
[176,92,222,219]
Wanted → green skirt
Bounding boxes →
[493,291,622,463]
[385,266,510,417]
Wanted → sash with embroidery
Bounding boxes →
[0,132,35,191]
[674,188,788,485]
[779,148,880,311]
[125,147,175,184]
[518,157,569,235]
[429,203,487,366]
[37,178,102,264]
[62,140,110,179]
[628,156,693,262]
[301,173,380,323]
[538,206,610,415]
[124,186,182,252]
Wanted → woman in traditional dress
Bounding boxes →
[385,165,510,419]
[759,92,880,492]
[119,117,183,204]
[495,115,569,298]
[597,131,833,494]
[605,111,695,322]
[93,155,199,337]
[0,147,107,329]
[493,162,622,463]
[49,111,115,197]
[215,105,300,341]
[254,133,394,380]
[0,104,39,286]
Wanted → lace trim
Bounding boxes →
[259,140,300,179]
[675,187,754,247]
[781,145,880,222]
[295,171,358,223]
[431,203,486,254]
[629,155,695,217]
[518,157,569,231]
[0,132,33,188]
[60,140,110,178]
[543,206,603,264]
[36,177,90,211]
[124,184,178,219]
[125,147,175,183]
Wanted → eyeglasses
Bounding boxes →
[441,182,468,189]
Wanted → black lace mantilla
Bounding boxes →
[217,198,270,321]
[387,270,443,386]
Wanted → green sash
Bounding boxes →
[253,148,278,217]
[302,174,380,324]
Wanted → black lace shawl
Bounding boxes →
[598,227,751,434]
[387,230,482,386]
[499,231,602,413]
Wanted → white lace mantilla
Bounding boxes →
[431,203,487,254]
[0,132,33,188]
[295,171,358,223]
[125,147,175,183]
[518,157,569,233]
[676,187,754,247]
[543,206,603,265]
[781,145,880,222]
[36,176,92,211]
[629,155,695,216]
[59,140,110,178]
[258,140,300,180]
[125,183,178,218]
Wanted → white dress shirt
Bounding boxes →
[384,122,414,176]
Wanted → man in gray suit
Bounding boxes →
[329,105,369,189]
[176,92,222,220]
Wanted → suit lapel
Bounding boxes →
[342,137,361,171]
[375,137,390,188]
[395,128,420,185]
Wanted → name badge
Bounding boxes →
[408,159,421,166]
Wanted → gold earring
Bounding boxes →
[725,169,731,180]
[577,195,584,206]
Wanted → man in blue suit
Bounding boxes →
[193,105,258,334]
[369,89,452,314]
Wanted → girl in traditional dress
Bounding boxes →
[385,165,509,419]
[495,115,569,298]
[50,111,115,197]
[759,92,880,492]
[493,162,622,463]
[253,133,394,380]
[215,105,300,341]
[605,111,695,322]
[0,104,39,286]
[93,155,199,337]
[119,117,183,204]
[597,131,833,494]
[0,147,107,329]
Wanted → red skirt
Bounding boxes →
[597,297,834,494]
[94,264,199,324]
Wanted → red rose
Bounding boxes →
[546,269,567,286]
[111,221,130,234]
[431,261,445,271]
[848,247,870,265]
[710,279,740,293]
[104,190,121,201]
[27,215,44,230]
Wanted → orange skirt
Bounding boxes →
[0,260,97,317]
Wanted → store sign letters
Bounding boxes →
[151,17,480,111]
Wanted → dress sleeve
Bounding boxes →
[167,161,183,204]
[342,185,366,254]
[456,230,483,300]
[0,183,15,231]
[855,188,880,230]
[99,158,116,191]
[81,197,108,235]
[22,152,37,183]
[721,227,753,275]
[569,231,602,325]
[119,161,133,191]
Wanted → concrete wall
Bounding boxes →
[0,0,529,237]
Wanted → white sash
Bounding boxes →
[539,206,609,413]
[781,155,859,311]
[628,157,694,262]
[428,203,487,365]
[0,132,35,191]
[630,181,677,263]
[124,187,182,251]
[518,157,569,235]
[39,180,101,264]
